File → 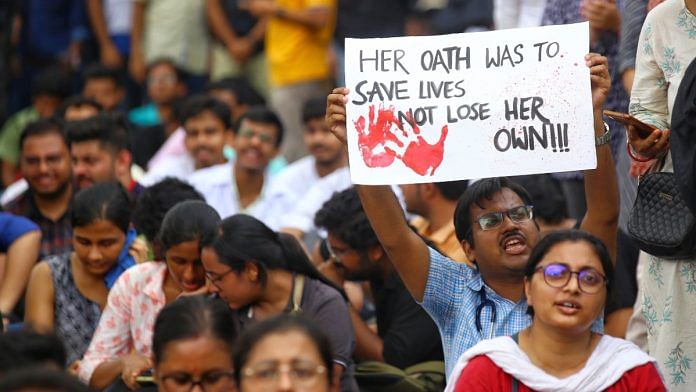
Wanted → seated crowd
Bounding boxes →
[2,0,695,390]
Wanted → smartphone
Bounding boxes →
[603,110,657,138]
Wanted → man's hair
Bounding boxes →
[56,95,103,119]
[32,67,72,99]
[0,329,66,373]
[82,63,123,87]
[0,367,89,392]
[314,187,381,251]
[434,180,469,201]
[453,177,533,245]
[302,96,327,123]
[180,95,232,130]
[132,178,205,243]
[237,106,285,148]
[19,118,66,151]
[65,113,130,153]
[510,174,568,224]
[147,57,187,82]
[204,77,265,106]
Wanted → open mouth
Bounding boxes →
[555,300,582,314]
[500,233,527,255]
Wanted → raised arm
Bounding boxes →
[580,54,619,263]
[326,89,431,301]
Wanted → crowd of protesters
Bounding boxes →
[0,0,693,391]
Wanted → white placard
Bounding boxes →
[344,22,596,185]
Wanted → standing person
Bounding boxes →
[24,182,136,368]
[129,0,209,93]
[152,296,237,392]
[626,0,696,389]
[325,53,619,376]
[206,0,268,97]
[4,119,74,259]
[233,315,335,392]
[78,201,221,390]
[201,214,359,391]
[242,0,336,162]
[449,230,665,391]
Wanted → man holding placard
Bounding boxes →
[326,45,618,380]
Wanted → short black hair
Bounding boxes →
[314,187,380,251]
[434,180,469,201]
[454,177,533,245]
[132,178,205,243]
[302,96,327,123]
[524,229,614,317]
[204,77,265,106]
[65,113,130,153]
[153,296,237,365]
[71,182,132,233]
[83,63,123,87]
[32,67,72,99]
[19,118,66,152]
[232,315,334,388]
[0,329,66,373]
[147,57,187,82]
[511,174,568,225]
[180,95,232,130]
[237,106,284,148]
[56,95,103,119]
[0,367,89,392]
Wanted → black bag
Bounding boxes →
[627,172,696,259]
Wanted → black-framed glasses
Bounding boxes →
[205,269,234,287]
[241,360,326,390]
[475,205,534,231]
[160,369,235,392]
[535,263,608,294]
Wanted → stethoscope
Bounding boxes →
[475,288,497,339]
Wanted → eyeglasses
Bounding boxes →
[205,269,234,287]
[160,370,235,392]
[475,205,534,231]
[241,360,326,390]
[238,129,275,145]
[535,263,608,294]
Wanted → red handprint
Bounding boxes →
[353,104,449,176]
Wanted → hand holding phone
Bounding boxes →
[603,110,657,138]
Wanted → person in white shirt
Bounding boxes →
[264,97,347,229]
[188,106,282,222]
[141,95,231,186]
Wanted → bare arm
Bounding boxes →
[348,304,385,362]
[326,89,431,301]
[243,1,329,31]
[580,54,619,263]
[24,261,55,331]
[0,230,41,314]
[129,2,146,83]
[205,0,239,46]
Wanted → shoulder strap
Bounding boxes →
[291,274,305,314]
[511,333,520,392]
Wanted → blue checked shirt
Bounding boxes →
[419,247,602,377]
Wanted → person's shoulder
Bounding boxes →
[116,262,165,288]
[455,354,509,390]
[646,0,681,24]
[302,277,345,307]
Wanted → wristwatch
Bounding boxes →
[595,122,611,146]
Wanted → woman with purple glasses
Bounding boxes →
[447,230,665,391]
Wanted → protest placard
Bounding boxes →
[344,22,596,185]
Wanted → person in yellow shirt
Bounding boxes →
[400,181,472,265]
[243,0,336,162]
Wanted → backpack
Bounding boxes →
[354,360,446,392]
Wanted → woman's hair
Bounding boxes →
[157,200,221,253]
[71,182,131,233]
[524,229,614,316]
[232,315,333,387]
[152,295,237,365]
[203,214,345,297]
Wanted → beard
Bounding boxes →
[34,179,71,201]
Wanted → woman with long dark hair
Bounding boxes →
[79,200,221,390]
[201,214,357,391]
